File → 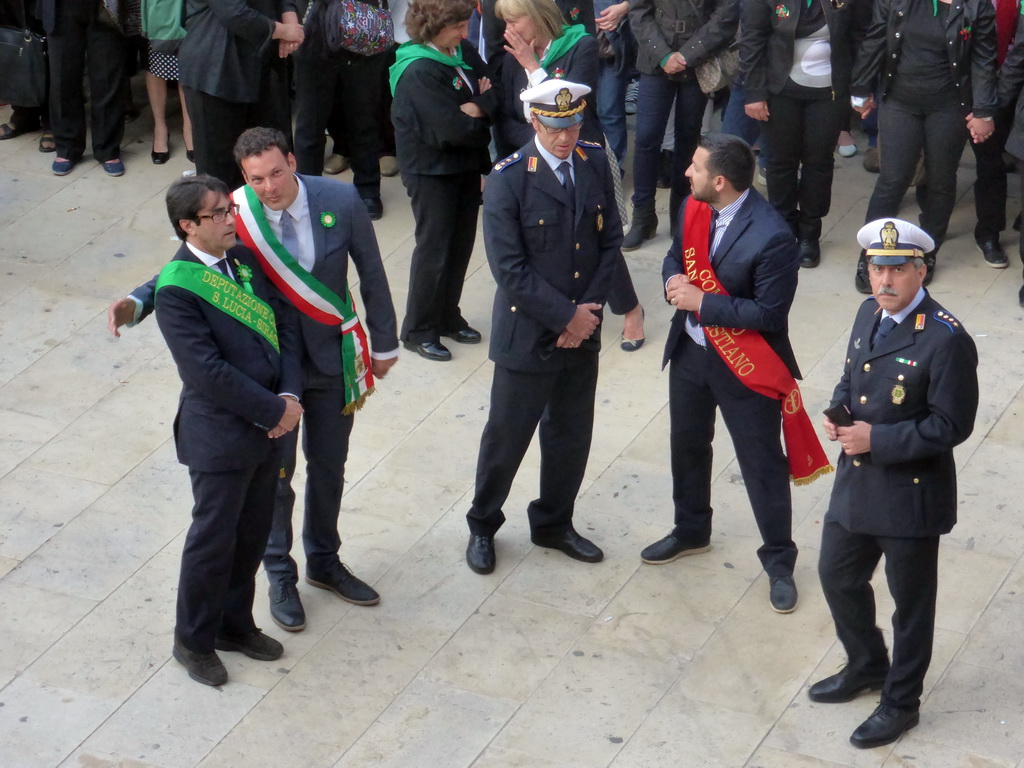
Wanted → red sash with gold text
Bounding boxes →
[683,199,832,485]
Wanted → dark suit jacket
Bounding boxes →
[662,189,801,377]
[132,176,397,385]
[391,41,499,176]
[35,0,96,33]
[483,138,621,373]
[178,0,297,103]
[155,243,302,472]
[496,35,603,159]
[825,294,978,537]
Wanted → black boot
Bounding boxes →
[923,249,936,286]
[668,188,684,239]
[854,249,871,294]
[622,203,658,251]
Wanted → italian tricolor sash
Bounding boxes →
[155,260,279,352]
[232,185,374,414]
[683,200,832,486]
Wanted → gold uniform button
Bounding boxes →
[853,459,861,467]
[863,363,871,372]
[571,299,577,304]
[574,271,580,278]
[510,306,516,312]
[913,478,920,484]
[860,395,867,404]
[538,219,544,225]
[575,243,580,250]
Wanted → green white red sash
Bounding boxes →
[232,184,374,414]
[682,199,832,486]
[155,260,279,352]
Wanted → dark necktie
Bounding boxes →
[559,161,574,201]
[873,316,897,348]
[280,209,300,258]
[708,209,720,257]
[215,258,234,281]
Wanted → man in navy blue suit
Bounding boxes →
[108,129,398,632]
[640,133,805,613]
[155,175,303,686]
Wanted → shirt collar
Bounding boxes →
[534,136,574,175]
[185,241,227,267]
[712,188,749,222]
[263,175,307,224]
[882,287,927,324]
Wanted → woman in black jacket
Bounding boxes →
[391,0,500,361]
[996,17,1024,307]
[740,0,866,268]
[848,0,997,290]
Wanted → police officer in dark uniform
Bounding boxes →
[811,218,979,749]
[465,80,620,574]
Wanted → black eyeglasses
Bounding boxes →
[539,123,583,136]
[196,204,239,224]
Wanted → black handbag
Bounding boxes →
[0,24,46,108]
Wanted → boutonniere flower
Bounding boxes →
[452,76,463,90]
[960,25,972,40]
[235,261,255,294]
[553,67,565,79]
[775,4,790,17]
[320,211,337,228]
[570,6,580,20]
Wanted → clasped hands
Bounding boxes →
[666,274,703,312]
[274,16,304,58]
[459,77,493,118]
[557,302,602,348]
[822,415,872,455]
[269,396,303,438]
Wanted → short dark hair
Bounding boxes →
[406,0,477,44]
[165,175,230,240]
[233,127,292,167]
[699,133,755,192]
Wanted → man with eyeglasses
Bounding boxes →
[465,80,621,574]
[154,175,303,686]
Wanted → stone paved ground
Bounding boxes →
[2,99,1024,768]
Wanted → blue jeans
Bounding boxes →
[597,58,629,165]
[722,80,768,167]
[631,73,707,208]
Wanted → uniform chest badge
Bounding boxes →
[775,4,790,18]
[915,313,925,330]
[854,337,861,350]
[891,383,906,405]
[570,7,580,21]
[527,156,538,173]
[452,77,463,90]
[320,211,336,228]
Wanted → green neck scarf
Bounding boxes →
[389,41,468,95]
[541,24,590,69]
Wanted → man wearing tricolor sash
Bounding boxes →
[639,133,831,614]
[107,128,399,633]
[155,175,303,686]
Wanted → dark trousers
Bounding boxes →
[293,49,386,196]
[176,450,280,653]
[970,105,1012,242]
[668,334,796,576]
[467,356,599,537]
[819,519,940,710]
[264,382,355,583]
[866,99,969,251]
[47,2,124,162]
[183,59,291,191]
[606,253,640,316]
[400,171,480,344]
[763,94,843,242]
[631,73,707,210]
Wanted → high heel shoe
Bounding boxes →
[151,144,170,164]
[620,307,646,352]
[186,149,195,163]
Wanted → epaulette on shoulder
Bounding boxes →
[494,152,523,173]
[933,309,962,333]
[576,139,602,149]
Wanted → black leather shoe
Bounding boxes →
[640,533,711,564]
[854,252,871,294]
[531,528,604,563]
[1019,284,1024,308]
[173,639,228,686]
[215,628,284,661]
[850,704,919,749]
[362,197,383,220]
[808,667,888,703]
[769,575,798,613]
[268,580,306,631]
[466,534,496,574]
[977,238,1008,268]
[186,149,195,163]
[306,564,380,606]
[443,326,482,344]
[151,148,170,164]
[923,251,936,286]
[403,340,452,361]
[798,238,821,268]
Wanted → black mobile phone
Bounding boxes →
[823,404,854,427]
